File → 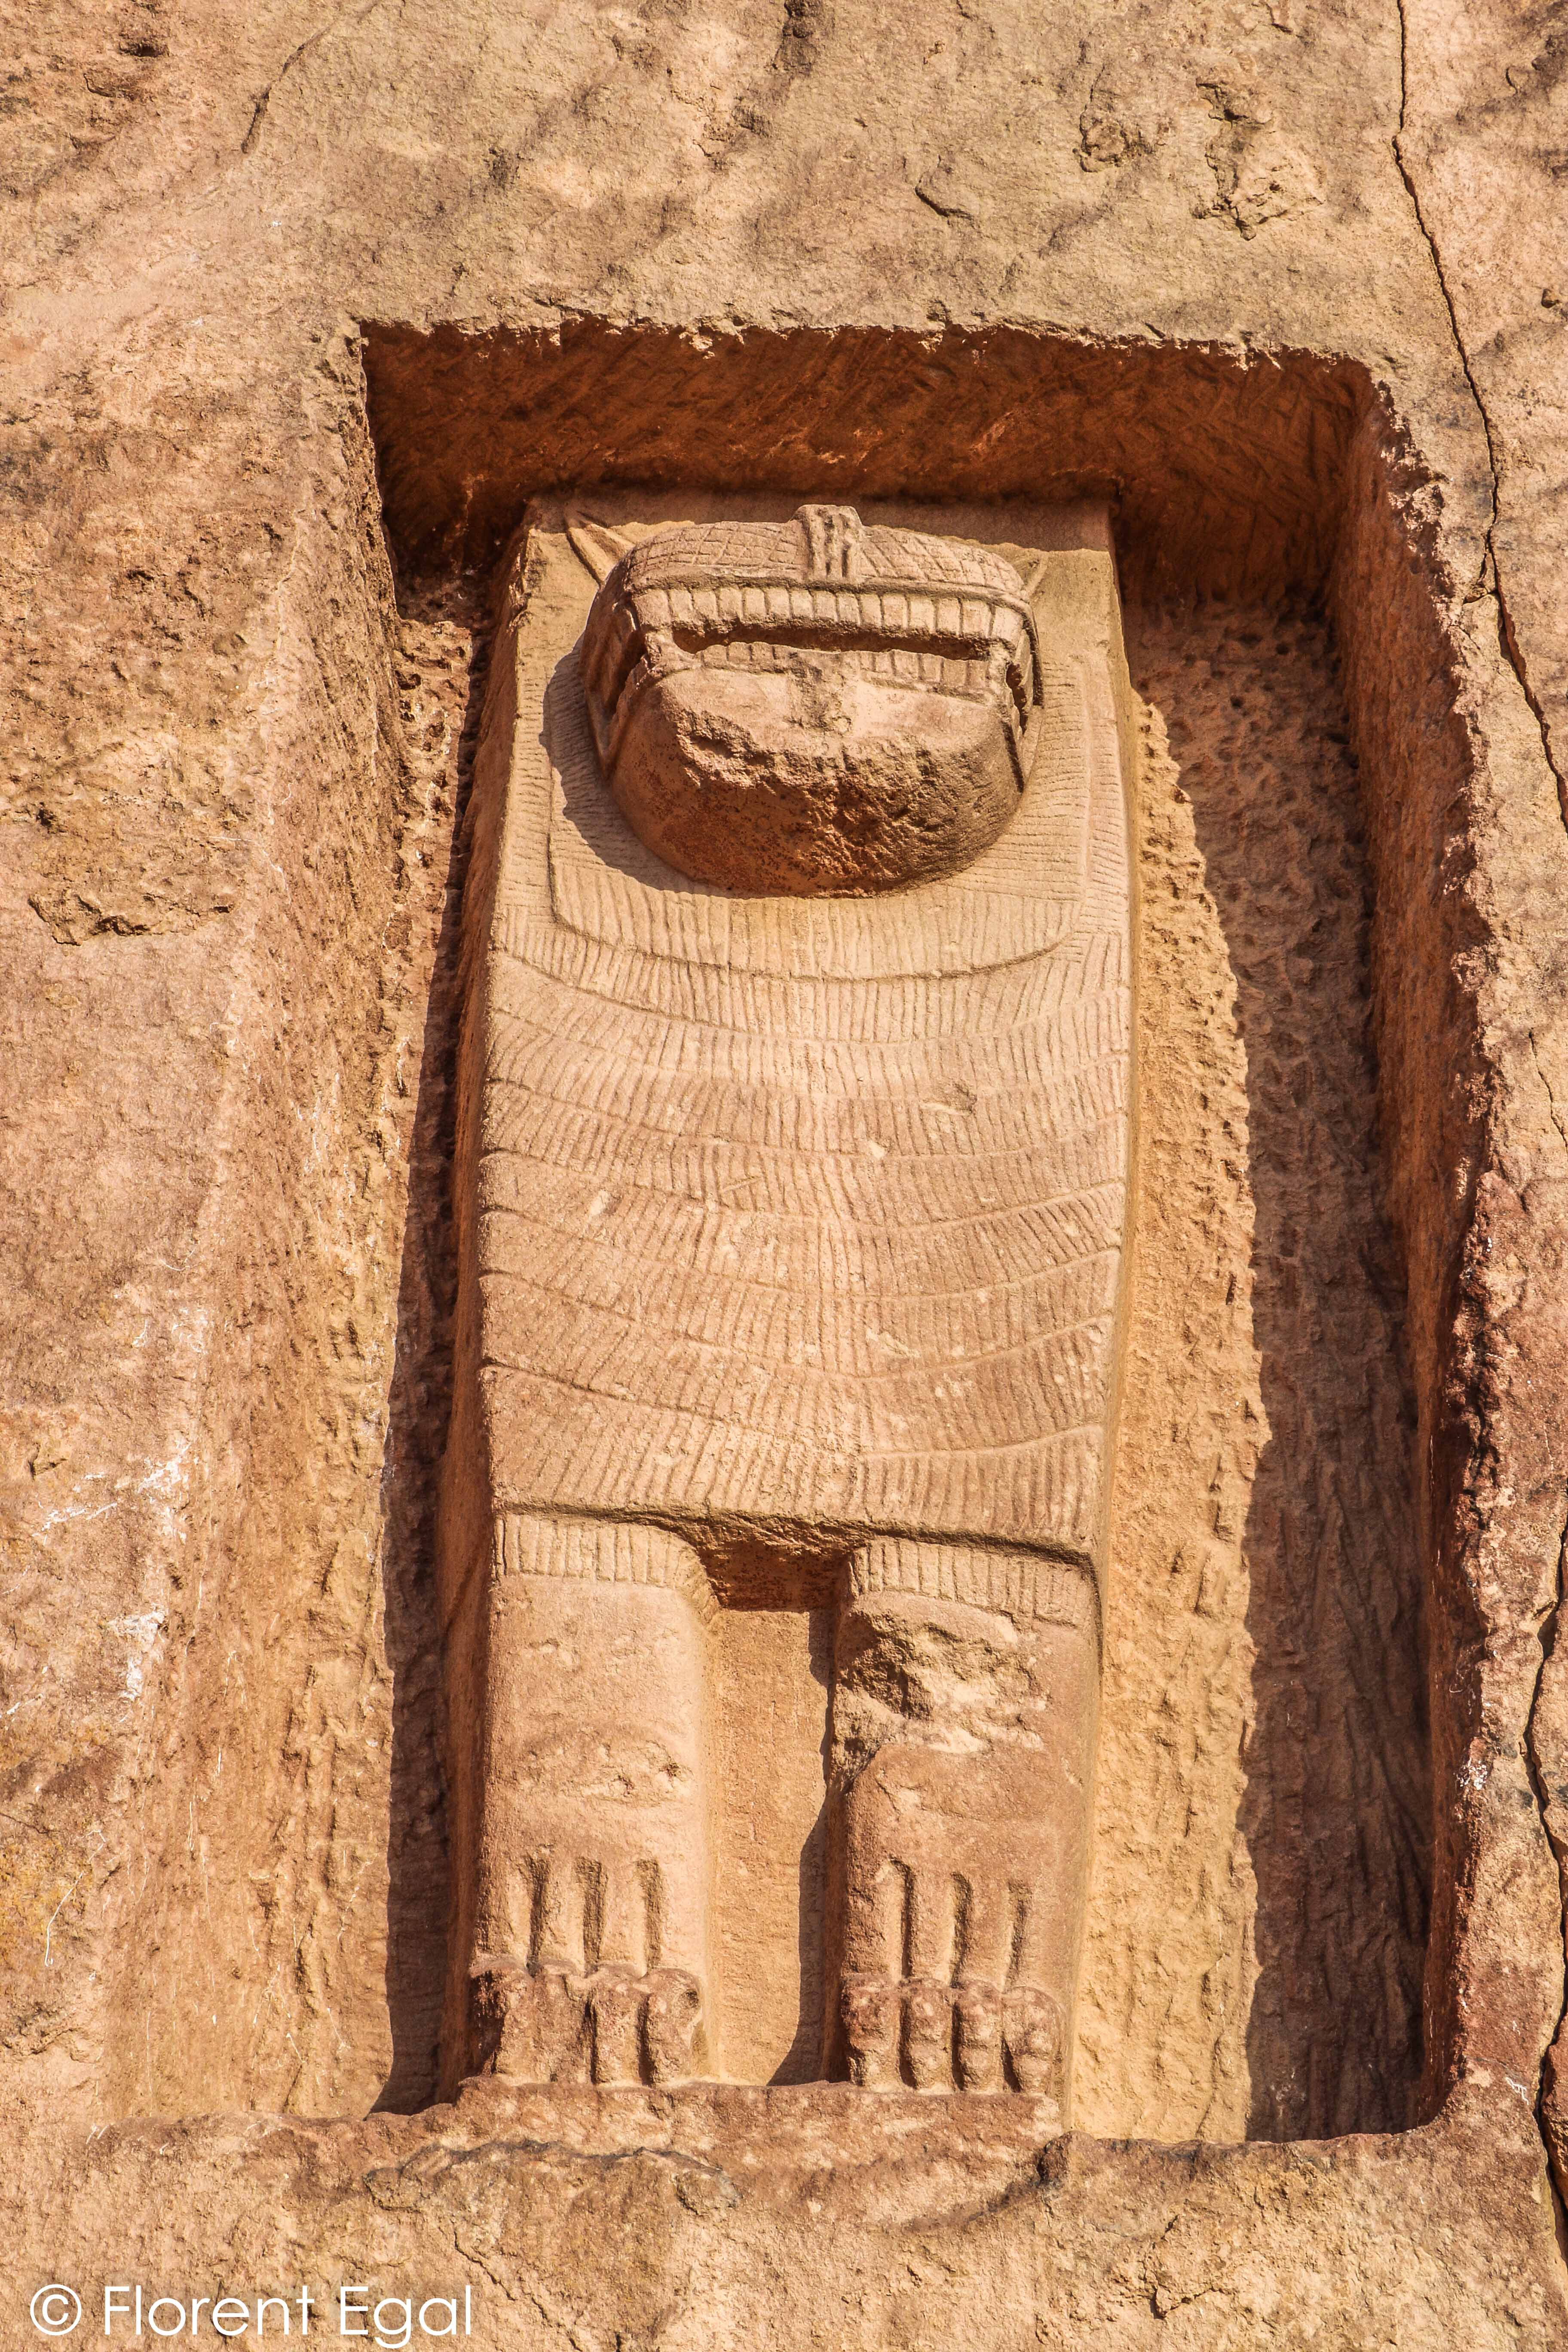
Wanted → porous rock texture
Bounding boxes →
[3,0,1568,2344]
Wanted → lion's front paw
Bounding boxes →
[997,1981,1062,2093]
[839,1969,1062,2092]
[474,1845,707,2084]
[839,1757,1071,2095]
[473,1959,704,2086]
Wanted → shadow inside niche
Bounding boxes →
[702,1546,840,2088]
[1136,595,1432,2140]
[775,1604,834,2087]
[370,576,496,2113]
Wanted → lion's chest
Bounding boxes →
[473,509,1133,1554]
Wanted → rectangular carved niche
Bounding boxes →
[332,323,1434,2141]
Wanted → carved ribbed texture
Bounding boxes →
[492,1510,717,1625]
[478,516,1133,1558]
[849,1537,1096,1629]
[617,513,1026,597]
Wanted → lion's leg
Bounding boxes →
[831,1540,1099,2106]
[467,1514,716,2087]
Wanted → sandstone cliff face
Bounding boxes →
[3,0,1568,2343]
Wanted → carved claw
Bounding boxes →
[1001,1984,1063,2093]
[903,1978,952,2090]
[587,1967,645,2083]
[841,1972,902,2088]
[643,1967,703,2085]
[954,1979,1003,2091]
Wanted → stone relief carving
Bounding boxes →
[438,494,1138,2116]
[577,505,1043,894]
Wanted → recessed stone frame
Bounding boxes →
[72,322,1562,2222]
[347,312,1554,2150]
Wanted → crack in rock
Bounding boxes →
[1393,0,1568,835]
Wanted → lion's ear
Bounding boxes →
[564,510,637,586]
[1012,550,1049,610]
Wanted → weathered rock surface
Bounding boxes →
[3,0,1568,2342]
[5,2084,1567,2348]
